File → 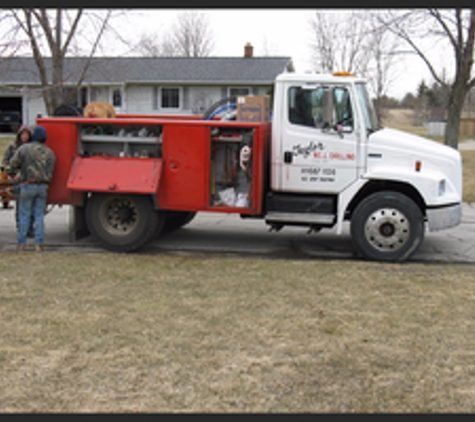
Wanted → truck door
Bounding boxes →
[277,84,358,193]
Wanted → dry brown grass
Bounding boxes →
[461,150,475,203]
[382,108,427,135]
[0,135,14,158]
[383,108,474,143]
[1,253,475,412]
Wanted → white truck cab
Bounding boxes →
[266,71,462,262]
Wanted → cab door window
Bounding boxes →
[333,87,353,130]
[288,85,353,133]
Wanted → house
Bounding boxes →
[0,43,293,127]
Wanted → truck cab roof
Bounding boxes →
[275,72,365,85]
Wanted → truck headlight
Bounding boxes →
[439,179,446,196]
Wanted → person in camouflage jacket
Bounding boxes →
[8,125,56,251]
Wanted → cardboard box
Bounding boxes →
[236,95,270,122]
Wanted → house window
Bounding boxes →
[161,87,180,109]
[112,89,122,107]
[229,87,250,97]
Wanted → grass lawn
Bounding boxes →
[1,253,475,412]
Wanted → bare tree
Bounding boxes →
[171,12,214,57]
[309,10,373,75]
[134,31,175,57]
[380,9,475,149]
[363,11,402,126]
[135,12,214,58]
[0,9,119,115]
[309,10,401,126]
[135,32,160,57]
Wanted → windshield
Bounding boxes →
[355,83,379,133]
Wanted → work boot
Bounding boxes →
[34,245,44,253]
[16,245,26,252]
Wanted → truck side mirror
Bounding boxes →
[321,88,334,129]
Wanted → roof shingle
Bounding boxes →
[0,56,293,85]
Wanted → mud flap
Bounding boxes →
[69,205,89,242]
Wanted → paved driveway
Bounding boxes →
[1,203,475,264]
[2,136,474,262]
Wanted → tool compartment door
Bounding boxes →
[67,156,162,193]
[158,124,209,209]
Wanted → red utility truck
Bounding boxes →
[37,72,463,262]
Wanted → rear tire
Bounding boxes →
[161,211,197,235]
[85,193,163,252]
[350,191,424,262]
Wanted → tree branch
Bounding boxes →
[73,10,112,91]
[60,9,83,57]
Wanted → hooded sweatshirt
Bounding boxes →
[2,125,32,168]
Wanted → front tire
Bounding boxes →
[350,191,424,262]
[86,193,163,252]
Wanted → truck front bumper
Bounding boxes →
[427,203,462,231]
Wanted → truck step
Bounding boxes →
[264,212,335,226]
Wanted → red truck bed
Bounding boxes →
[37,115,271,216]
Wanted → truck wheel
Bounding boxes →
[86,193,162,252]
[162,211,197,235]
[350,191,424,262]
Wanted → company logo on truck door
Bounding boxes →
[292,141,355,161]
[292,141,325,158]
[328,151,356,161]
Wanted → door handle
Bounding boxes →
[284,151,293,164]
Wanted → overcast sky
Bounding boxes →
[105,8,443,100]
[0,8,445,100]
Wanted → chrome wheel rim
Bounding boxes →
[364,207,410,252]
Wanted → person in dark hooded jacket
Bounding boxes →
[2,125,32,168]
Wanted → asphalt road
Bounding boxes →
[1,137,474,263]
[1,202,475,264]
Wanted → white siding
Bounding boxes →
[124,85,252,116]
[90,86,109,103]
[189,86,223,115]
[126,86,155,114]
[25,94,47,125]
[10,83,272,123]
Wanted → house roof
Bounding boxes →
[0,56,293,86]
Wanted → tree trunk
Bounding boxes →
[445,77,469,149]
[445,102,463,149]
